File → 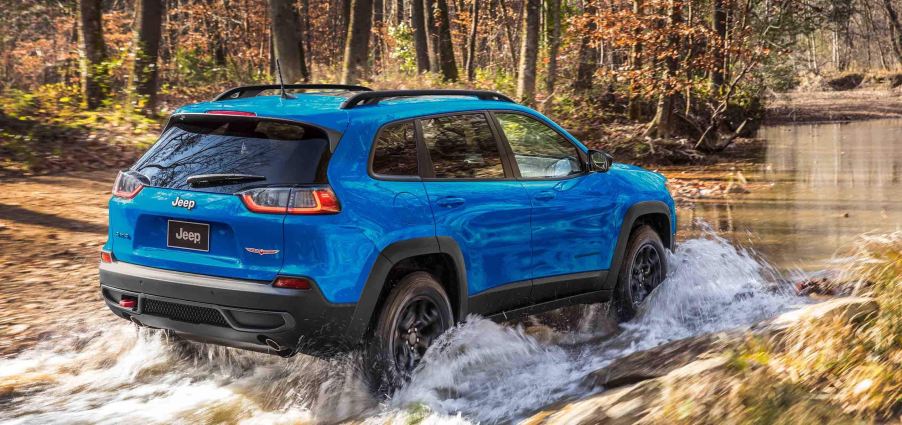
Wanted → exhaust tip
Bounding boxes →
[263,338,294,357]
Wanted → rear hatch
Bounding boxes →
[107,115,332,281]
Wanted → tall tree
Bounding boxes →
[130,0,164,114]
[373,0,384,71]
[647,0,683,138]
[77,0,107,109]
[710,0,727,91]
[465,0,480,81]
[424,0,440,72]
[883,0,902,63]
[573,5,597,91]
[435,0,459,80]
[411,0,431,72]
[543,0,562,111]
[627,0,644,119]
[341,0,374,83]
[517,0,540,103]
[268,0,307,83]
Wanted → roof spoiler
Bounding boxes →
[213,84,372,101]
[340,89,515,109]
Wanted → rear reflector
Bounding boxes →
[273,277,312,290]
[100,251,114,263]
[119,298,136,309]
[205,110,256,117]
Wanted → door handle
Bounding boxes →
[436,196,465,208]
[534,191,555,201]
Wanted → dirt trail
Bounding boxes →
[0,171,114,356]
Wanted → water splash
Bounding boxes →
[0,229,806,425]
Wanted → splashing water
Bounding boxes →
[0,230,806,425]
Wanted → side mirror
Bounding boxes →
[587,150,614,173]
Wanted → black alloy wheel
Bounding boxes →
[613,225,668,321]
[369,271,453,393]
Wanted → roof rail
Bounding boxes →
[340,89,515,109]
[213,84,372,101]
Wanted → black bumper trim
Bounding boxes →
[99,261,356,357]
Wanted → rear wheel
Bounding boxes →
[613,225,668,321]
[368,271,453,393]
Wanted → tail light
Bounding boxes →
[112,171,146,199]
[239,187,340,215]
[273,276,312,290]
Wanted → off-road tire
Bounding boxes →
[366,271,453,394]
[613,225,668,322]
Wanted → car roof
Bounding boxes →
[175,92,541,133]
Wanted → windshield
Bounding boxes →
[133,118,331,193]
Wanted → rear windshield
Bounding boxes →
[133,118,330,193]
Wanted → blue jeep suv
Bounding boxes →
[100,85,675,382]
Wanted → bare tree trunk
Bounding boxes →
[883,0,902,63]
[412,0,431,72]
[710,0,726,91]
[130,0,164,114]
[341,0,374,83]
[395,0,405,25]
[268,0,306,83]
[373,0,384,71]
[543,0,561,111]
[77,0,107,109]
[435,0,458,80]
[465,0,480,81]
[572,5,597,91]
[627,0,643,119]
[647,0,682,139]
[423,0,440,72]
[498,0,519,75]
[516,0,539,103]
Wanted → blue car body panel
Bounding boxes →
[101,90,676,356]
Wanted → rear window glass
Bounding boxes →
[133,119,330,193]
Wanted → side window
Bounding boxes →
[495,113,582,178]
[372,121,419,176]
[421,113,505,179]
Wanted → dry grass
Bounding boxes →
[649,233,901,424]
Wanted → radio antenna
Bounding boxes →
[275,59,295,100]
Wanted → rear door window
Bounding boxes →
[133,119,330,193]
[372,121,419,176]
[420,113,505,179]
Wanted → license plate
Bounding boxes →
[167,220,210,252]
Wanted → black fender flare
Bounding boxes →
[343,236,468,342]
[602,201,674,290]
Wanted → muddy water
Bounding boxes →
[681,119,902,270]
[0,233,805,424]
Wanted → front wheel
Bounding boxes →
[613,225,668,321]
[367,271,453,393]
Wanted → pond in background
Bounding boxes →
[678,119,902,271]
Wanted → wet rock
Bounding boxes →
[755,296,878,335]
[526,357,729,425]
[584,331,733,389]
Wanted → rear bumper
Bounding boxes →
[99,261,356,357]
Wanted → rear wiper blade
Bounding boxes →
[186,173,266,187]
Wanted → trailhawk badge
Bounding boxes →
[245,247,280,255]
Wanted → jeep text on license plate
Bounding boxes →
[167,220,210,252]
